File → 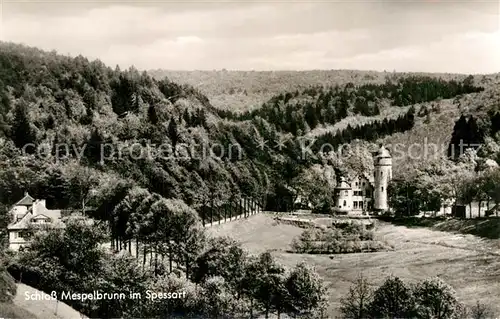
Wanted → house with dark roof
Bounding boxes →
[7,192,64,251]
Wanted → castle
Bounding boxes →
[333,145,392,215]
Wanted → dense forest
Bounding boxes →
[1,42,498,318]
[0,42,490,224]
[217,75,482,136]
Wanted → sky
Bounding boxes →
[1,0,499,73]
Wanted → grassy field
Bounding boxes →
[0,302,38,319]
[386,217,500,240]
[207,213,500,318]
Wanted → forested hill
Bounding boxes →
[219,75,483,136]
[0,42,497,221]
[150,69,494,113]
[0,42,281,216]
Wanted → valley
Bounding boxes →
[1,42,500,318]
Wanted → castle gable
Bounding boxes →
[13,192,35,207]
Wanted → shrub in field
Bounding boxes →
[339,274,372,319]
[413,277,459,319]
[469,301,496,319]
[291,221,384,254]
[368,276,416,318]
[285,262,327,317]
[362,241,388,252]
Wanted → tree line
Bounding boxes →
[7,218,327,318]
[339,274,494,318]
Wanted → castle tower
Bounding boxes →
[334,176,352,214]
[373,145,392,212]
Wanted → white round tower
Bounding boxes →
[373,145,392,212]
[334,176,352,214]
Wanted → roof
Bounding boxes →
[8,196,62,230]
[335,171,375,189]
[8,212,65,230]
[375,145,391,158]
[7,211,33,230]
[335,176,352,189]
[361,172,375,187]
[14,192,35,206]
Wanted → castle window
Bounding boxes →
[343,200,346,207]
[381,172,383,177]
[381,187,384,191]
[354,202,358,209]
[359,201,364,209]
[344,191,348,196]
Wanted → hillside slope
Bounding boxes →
[13,284,86,319]
[381,81,500,177]
[150,69,500,112]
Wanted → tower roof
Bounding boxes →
[14,192,35,206]
[335,176,352,190]
[375,145,391,158]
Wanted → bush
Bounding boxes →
[339,274,372,319]
[413,277,459,319]
[311,201,333,214]
[344,222,365,235]
[199,276,245,318]
[291,222,384,254]
[285,262,327,316]
[364,241,387,252]
[0,250,16,303]
[368,276,416,318]
[469,301,496,319]
[339,275,493,319]
[360,229,375,241]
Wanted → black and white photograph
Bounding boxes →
[0,0,499,318]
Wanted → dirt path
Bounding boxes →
[14,283,87,319]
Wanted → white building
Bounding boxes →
[373,145,393,211]
[7,192,64,251]
[334,174,374,215]
[333,145,392,215]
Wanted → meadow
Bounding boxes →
[207,213,500,318]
